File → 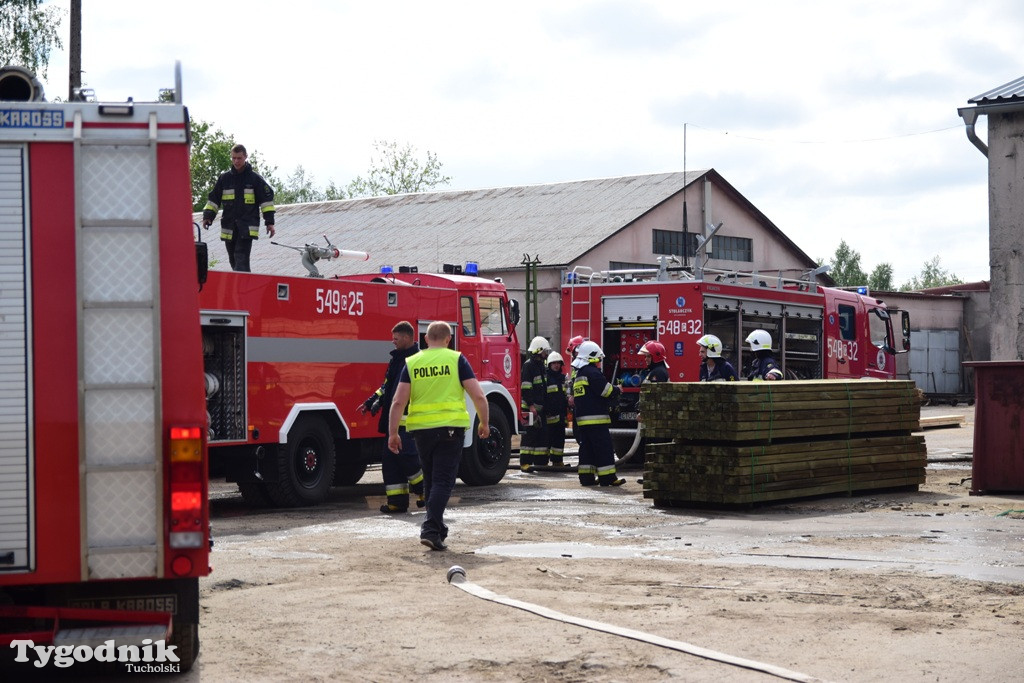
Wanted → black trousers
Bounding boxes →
[225,221,254,272]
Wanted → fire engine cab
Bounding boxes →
[198,263,521,507]
[562,259,911,433]
[0,66,208,670]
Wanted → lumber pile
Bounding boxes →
[640,380,926,507]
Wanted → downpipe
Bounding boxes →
[445,566,830,683]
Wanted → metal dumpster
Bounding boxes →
[963,361,1024,494]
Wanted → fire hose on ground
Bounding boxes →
[445,566,830,683]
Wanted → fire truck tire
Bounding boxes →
[170,621,199,672]
[459,406,511,486]
[237,481,275,507]
[270,416,337,507]
[333,458,368,486]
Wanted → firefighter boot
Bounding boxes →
[578,464,597,487]
[409,474,426,508]
[599,473,626,487]
[519,452,535,473]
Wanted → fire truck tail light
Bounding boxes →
[169,425,204,548]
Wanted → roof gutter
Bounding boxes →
[957,100,1024,158]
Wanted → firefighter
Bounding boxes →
[387,321,490,551]
[745,329,784,381]
[201,144,276,273]
[638,340,670,384]
[519,336,551,472]
[571,341,625,487]
[541,351,568,468]
[696,334,738,381]
[358,321,425,513]
[564,335,586,454]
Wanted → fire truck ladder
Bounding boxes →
[566,266,595,339]
[74,112,164,581]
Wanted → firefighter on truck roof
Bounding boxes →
[571,341,625,487]
[202,143,276,273]
[519,336,550,472]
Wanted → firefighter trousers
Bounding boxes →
[381,428,424,511]
[538,418,565,466]
[576,423,618,486]
[519,414,546,470]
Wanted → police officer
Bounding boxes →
[541,351,568,468]
[358,321,425,513]
[519,336,550,472]
[638,341,670,384]
[745,329,784,381]
[202,144,276,272]
[696,334,738,381]
[571,341,625,487]
[388,321,489,551]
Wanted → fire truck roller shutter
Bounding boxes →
[459,385,515,486]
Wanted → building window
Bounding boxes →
[714,235,753,262]
[651,229,751,262]
[609,261,658,272]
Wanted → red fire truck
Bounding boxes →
[0,67,208,670]
[562,261,911,438]
[198,263,521,507]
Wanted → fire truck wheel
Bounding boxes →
[237,481,275,507]
[170,621,199,672]
[333,459,368,486]
[459,406,511,486]
[270,416,337,507]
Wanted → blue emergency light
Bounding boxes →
[465,261,478,276]
[380,265,393,274]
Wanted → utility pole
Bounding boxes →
[68,0,81,100]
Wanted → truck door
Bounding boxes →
[472,293,518,387]
[824,294,860,379]
[864,304,896,379]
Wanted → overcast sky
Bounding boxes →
[36,1,1024,285]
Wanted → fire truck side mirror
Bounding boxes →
[509,299,521,327]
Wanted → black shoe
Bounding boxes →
[600,478,626,487]
[380,504,408,513]
[420,536,448,551]
[416,496,426,508]
[580,479,598,487]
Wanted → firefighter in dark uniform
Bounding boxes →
[571,341,625,487]
[541,351,568,468]
[638,341,670,384]
[745,329,785,381]
[201,143,276,272]
[358,321,425,513]
[697,334,738,381]
[519,336,550,472]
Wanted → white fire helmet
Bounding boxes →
[696,334,723,358]
[745,329,773,351]
[571,340,604,368]
[528,336,550,355]
[546,351,564,366]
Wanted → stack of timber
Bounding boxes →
[640,380,926,507]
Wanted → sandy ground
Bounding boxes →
[181,406,1023,682]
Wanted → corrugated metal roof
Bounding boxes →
[197,171,706,277]
[969,75,1024,104]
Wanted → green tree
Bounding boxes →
[275,166,345,205]
[346,140,451,198]
[826,240,868,287]
[900,255,963,291]
[0,0,64,78]
[868,263,894,291]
